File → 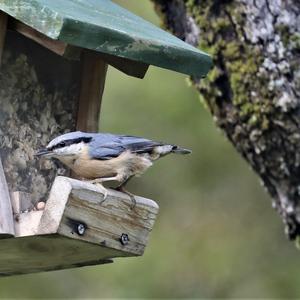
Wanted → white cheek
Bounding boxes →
[70,142,85,154]
[54,148,67,156]
[54,142,85,156]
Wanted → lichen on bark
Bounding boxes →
[153,0,300,239]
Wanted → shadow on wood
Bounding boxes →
[0,176,159,276]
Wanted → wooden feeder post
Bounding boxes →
[0,11,7,65]
[0,159,14,238]
[0,0,212,276]
[77,52,108,132]
[0,11,14,238]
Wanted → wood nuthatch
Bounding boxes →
[36,131,191,203]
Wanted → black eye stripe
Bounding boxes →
[49,137,92,151]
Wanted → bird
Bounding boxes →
[36,131,191,205]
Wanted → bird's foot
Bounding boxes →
[115,186,136,209]
[89,180,108,201]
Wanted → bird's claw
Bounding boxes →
[129,195,136,210]
[101,188,108,201]
[90,181,108,202]
[115,186,136,209]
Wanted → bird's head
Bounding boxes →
[36,131,93,159]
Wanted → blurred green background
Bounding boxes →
[1,1,300,298]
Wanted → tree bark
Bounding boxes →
[152,0,300,239]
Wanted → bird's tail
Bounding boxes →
[171,145,192,155]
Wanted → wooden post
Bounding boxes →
[0,13,11,237]
[0,159,15,238]
[0,12,7,65]
[77,51,108,131]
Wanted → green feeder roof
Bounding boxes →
[0,0,212,77]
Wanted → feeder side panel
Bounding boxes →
[0,31,80,203]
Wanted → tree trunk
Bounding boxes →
[152,0,300,240]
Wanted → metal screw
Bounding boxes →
[77,223,86,235]
[120,233,129,245]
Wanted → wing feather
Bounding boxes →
[89,134,163,160]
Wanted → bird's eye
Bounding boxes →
[58,142,66,148]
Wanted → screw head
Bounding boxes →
[77,223,86,235]
[120,233,129,245]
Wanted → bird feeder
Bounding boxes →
[0,0,212,276]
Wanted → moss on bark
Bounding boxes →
[153,0,300,239]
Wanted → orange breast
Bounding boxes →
[61,146,153,180]
[73,157,117,179]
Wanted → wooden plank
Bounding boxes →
[38,176,159,256]
[11,19,147,78]
[0,235,114,276]
[99,52,149,79]
[77,51,108,131]
[12,20,66,55]
[12,18,147,78]
[0,12,7,65]
[61,189,158,256]
[14,211,43,237]
[10,20,81,60]
[0,158,15,237]
[0,176,158,276]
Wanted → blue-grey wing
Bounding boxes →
[89,141,125,160]
[89,134,163,160]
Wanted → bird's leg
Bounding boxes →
[116,175,133,189]
[90,176,119,183]
[90,181,108,201]
[117,186,136,209]
[115,176,136,209]
[88,175,119,202]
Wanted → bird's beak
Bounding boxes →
[35,148,53,157]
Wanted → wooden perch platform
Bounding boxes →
[0,176,159,276]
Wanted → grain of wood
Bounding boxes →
[77,51,108,131]
[14,211,43,237]
[61,189,158,255]
[0,12,7,66]
[38,176,159,256]
[0,235,114,276]
[0,158,15,237]
[37,177,73,235]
